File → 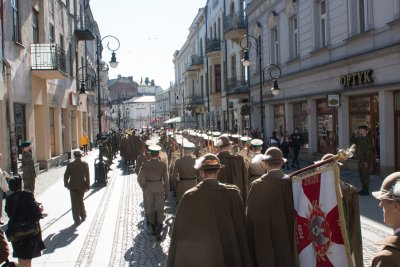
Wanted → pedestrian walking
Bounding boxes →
[167,154,253,267]
[64,150,90,226]
[371,172,400,266]
[5,176,45,267]
[351,124,373,195]
[246,147,295,267]
[21,141,36,195]
[80,132,89,155]
[289,127,304,169]
[137,145,169,240]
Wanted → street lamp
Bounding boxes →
[93,34,120,186]
[240,34,281,143]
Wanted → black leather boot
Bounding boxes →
[156,224,163,241]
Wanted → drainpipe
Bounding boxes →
[4,60,18,174]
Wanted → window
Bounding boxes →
[293,102,309,148]
[274,104,285,137]
[59,34,64,50]
[230,54,237,79]
[320,1,328,47]
[271,28,279,64]
[32,9,39,44]
[349,0,370,35]
[290,16,299,59]
[69,43,73,76]
[49,23,55,43]
[12,0,21,43]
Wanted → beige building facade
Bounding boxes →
[1,0,106,172]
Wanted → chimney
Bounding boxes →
[151,79,155,86]
[145,77,149,85]
[118,74,122,79]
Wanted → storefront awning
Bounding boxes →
[163,117,181,124]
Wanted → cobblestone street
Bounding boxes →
[0,149,392,266]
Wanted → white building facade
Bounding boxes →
[246,0,400,175]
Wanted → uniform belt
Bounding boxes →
[180,177,196,180]
[146,179,162,182]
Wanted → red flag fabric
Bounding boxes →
[291,160,353,267]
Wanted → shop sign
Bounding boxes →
[340,70,374,88]
[327,94,340,107]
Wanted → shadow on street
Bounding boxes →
[43,225,78,254]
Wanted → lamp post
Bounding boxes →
[79,35,120,186]
[240,34,281,144]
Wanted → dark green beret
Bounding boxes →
[20,141,32,148]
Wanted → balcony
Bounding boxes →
[226,76,249,99]
[191,95,204,106]
[31,44,67,80]
[206,38,221,54]
[224,14,248,41]
[190,55,204,69]
[75,16,95,41]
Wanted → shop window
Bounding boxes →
[317,99,337,154]
[293,102,309,148]
[274,104,285,137]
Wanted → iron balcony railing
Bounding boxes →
[226,76,249,95]
[75,16,95,40]
[224,14,248,32]
[191,95,204,105]
[206,38,221,53]
[31,43,66,73]
[191,55,204,66]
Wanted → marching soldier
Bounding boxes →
[64,150,90,225]
[138,145,169,240]
[238,136,252,170]
[230,134,241,155]
[248,139,265,184]
[215,136,249,205]
[21,141,37,194]
[173,142,198,203]
[169,141,181,196]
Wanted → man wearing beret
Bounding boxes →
[246,147,295,267]
[138,144,169,240]
[167,154,253,267]
[351,124,373,195]
[371,172,400,266]
[64,150,90,225]
[215,136,249,205]
[21,141,37,194]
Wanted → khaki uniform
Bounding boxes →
[169,151,181,194]
[173,156,197,202]
[64,158,90,223]
[351,134,373,188]
[372,234,400,267]
[238,148,251,170]
[248,152,265,184]
[138,158,169,225]
[22,151,36,194]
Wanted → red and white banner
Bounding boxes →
[291,160,353,267]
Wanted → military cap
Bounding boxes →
[148,144,162,152]
[194,153,224,170]
[183,142,195,150]
[73,150,83,157]
[214,136,231,147]
[373,172,400,201]
[240,136,252,143]
[20,141,32,148]
[251,139,263,147]
[145,139,158,146]
[262,147,287,163]
[358,124,369,130]
[212,131,221,137]
[231,134,241,139]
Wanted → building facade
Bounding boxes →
[1,0,108,172]
[155,89,170,128]
[246,0,400,175]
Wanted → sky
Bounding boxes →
[91,0,207,90]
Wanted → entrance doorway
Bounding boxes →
[349,94,379,174]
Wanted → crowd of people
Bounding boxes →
[0,124,397,266]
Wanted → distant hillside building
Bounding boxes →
[108,75,139,104]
